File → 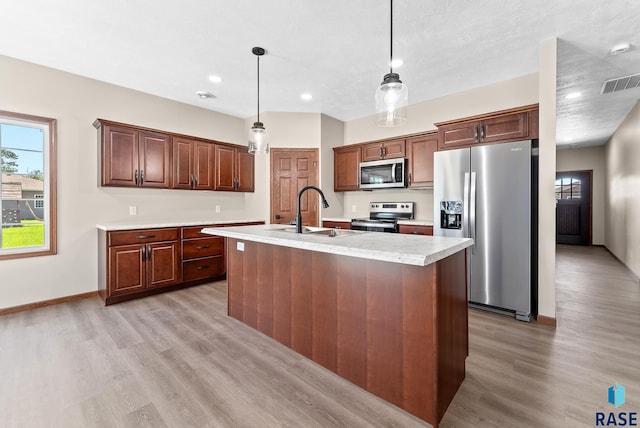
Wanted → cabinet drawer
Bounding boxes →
[183,256,225,281]
[182,237,224,259]
[109,228,179,246]
[398,224,433,236]
[322,221,351,229]
[182,225,217,239]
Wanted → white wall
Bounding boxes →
[0,54,250,309]
[320,115,345,218]
[538,38,557,320]
[605,101,640,278]
[557,145,606,245]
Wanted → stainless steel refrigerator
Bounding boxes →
[434,140,535,321]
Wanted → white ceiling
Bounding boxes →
[1,0,639,148]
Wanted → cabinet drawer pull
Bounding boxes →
[196,245,210,250]
[196,265,210,270]
[136,235,156,239]
[411,231,424,235]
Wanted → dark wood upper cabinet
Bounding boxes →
[361,138,405,161]
[436,106,537,150]
[138,131,171,188]
[214,144,254,192]
[406,133,437,189]
[334,145,361,191]
[172,138,214,190]
[95,119,253,192]
[96,121,170,188]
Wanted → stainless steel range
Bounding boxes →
[351,202,414,233]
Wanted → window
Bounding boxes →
[34,194,44,208]
[0,110,56,259]
[555,177,581,200]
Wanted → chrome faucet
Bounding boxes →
[296,186,330,233]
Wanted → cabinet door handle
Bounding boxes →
[140,170,144,186]
[141,244,146,260]
[408,172,412,186]
[147,244,151,261]
[196,265,210,270]
[135,170,139,186]
[474,126,479,143]
[383,146,387,157]
[196,245,210,250]
[136,235,156,239]
[480,124,485,142]
[190,173,194,187]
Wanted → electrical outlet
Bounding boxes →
[129,206,137,216]
[215,205,221,213]
[351,205,357,213]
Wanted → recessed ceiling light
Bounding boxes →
[610,43,631,56]
[390,58,403,68]
[300,93,312,101]
[196,91,215,100]
[565,92,581,100]
[209,75,223,83]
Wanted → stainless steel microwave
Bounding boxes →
[359,158,406,189]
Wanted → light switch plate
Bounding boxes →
[129,206,137,216]
[237,242,244,252]
[215,205,221,213]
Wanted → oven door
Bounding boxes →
[350,220,398,233]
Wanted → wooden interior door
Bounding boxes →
[556,171,592,245]
[271,149,319,226]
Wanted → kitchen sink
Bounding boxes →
[274,226,363,238]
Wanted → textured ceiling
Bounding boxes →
[1,0,639,148]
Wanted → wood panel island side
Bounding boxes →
[202,224,473,427]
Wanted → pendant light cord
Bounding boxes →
[389,0,393,74]
[257,54,260,123]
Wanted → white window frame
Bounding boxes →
[0,110,57,260]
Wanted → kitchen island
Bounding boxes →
[202,224,473,427]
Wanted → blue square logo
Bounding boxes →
[608,383,626,408]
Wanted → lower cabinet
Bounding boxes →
[181,226,225,282]
[98,222,262,305]
[322,220,351,229]
[107,228,180,298]
[398,224,433,236]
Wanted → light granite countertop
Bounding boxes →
[96,218,264,231]
[202,224,472,266]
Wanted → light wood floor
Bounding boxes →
[1,245,639,427]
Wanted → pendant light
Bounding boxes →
[375,0,408,127]
[248,47,269,155]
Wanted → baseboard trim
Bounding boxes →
[0,291,99,316]
[536,314,557,327]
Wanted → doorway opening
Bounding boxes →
[555,170,592,245]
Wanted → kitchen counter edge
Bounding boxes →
[96,219,265,231]
[202,224,472,266]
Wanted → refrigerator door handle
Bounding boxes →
[470,171,477,253]
[463,172,470,239]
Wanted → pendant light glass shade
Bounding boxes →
[375,0,408,127]
[248,121,268,154]
[248,47,269,155]
[375,72,408,127]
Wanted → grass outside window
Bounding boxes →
[1,220,45,248]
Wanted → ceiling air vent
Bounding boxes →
[601,73,640,94]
